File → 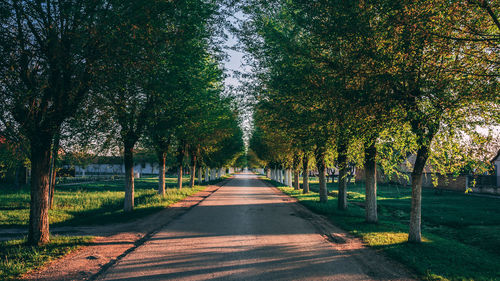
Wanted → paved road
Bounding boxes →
[98,173,411,281]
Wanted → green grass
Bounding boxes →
[271,179,500,281]
[0,176,212,281]
[0,176,205,228]
[0,236,93,281]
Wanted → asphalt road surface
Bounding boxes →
[98,173,412,281]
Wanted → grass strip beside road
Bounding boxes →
[0,177,206,228]
[267,178,500,281]
[0,176,216,281]
[0,236,93,281]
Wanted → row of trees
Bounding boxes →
[0,0,244,246]
[239,0,499,243]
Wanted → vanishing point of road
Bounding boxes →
[98,173,413,281]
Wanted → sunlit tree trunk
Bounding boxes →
[158,151,166,196]
[177,166,183,189]
[364,140,378,223]
[316,148,327,203]
[337,142,348,210]
[409,144,431,243]
[211,168,216,181]
[287,169,292,187]
[189,153,196,188]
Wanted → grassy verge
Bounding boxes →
[0,177,206,228]
[267,179,500,281]
[0,236,93,281]
[0,176,213,280]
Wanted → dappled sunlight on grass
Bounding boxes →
[360,232,411,246]
[266,178,500,281]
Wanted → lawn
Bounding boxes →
[0,176,205,228]
[0,236,93,281]
[0,176,211,280]
[272,179,500,281]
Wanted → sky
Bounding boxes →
[222,11,253,147]
[223,11,249,88]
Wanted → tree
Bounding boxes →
[0,0,111,245]
[96,0,174,211]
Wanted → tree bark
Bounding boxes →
[48,133,60,209]
[337,142,348,210]
[158,151,166,196]
[364,141,378,223]
[123,141,135,212]
[292,154,301,190]
[408,144,431,243]
[302,154,309,194]
[177,144,185,189]
[49,163,57,209]
[189,153,196,188]
[294,169,300,190]
[28,139,52,246]
[287,169,293,187]
[177,165,183,189]
[316,148,328,203]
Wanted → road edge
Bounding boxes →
[258,176,418,281]
[22,178,232,281]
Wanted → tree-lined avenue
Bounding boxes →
[98,173,413,281]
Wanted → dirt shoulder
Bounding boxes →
[21,182,227,281]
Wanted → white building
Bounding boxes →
[73,162,160,177]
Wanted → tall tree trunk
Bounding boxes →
[287,169,293,187]
[364,140,378,223]
[177,165,183,189]
[28,138,52,246]
[292,153,301,190]
[302,154,309,194]
[316,148,328,203]
[177,143,185,189]
[294,169,300,190]
[48,133,60,210]
[158,151,166,196]
[123,141,135,212]
[48,162,57,209]
[408,143,431,243]
[337,142,348,210]
[189,153,197,188]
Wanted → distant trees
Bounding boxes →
[240,0,499,243]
